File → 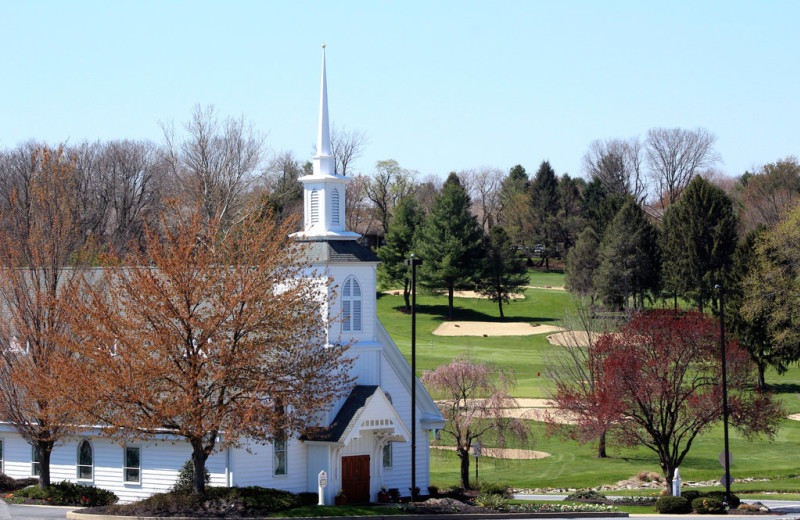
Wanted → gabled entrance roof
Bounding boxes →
[302,385,410,445]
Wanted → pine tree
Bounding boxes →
[377,196,424,311]
[565,227,601,302]
[476,226,528,318]
[594,200,660,311]
[660,175,737,312]
[414,173,484,319]
[529,161,560,270]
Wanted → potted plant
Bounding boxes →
[378,486,390,503]
[335,489,347,506]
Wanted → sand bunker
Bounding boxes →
[524,285,566,291]
[432,321,564,337]
[380,290,524,299]
[432,445,550,460]
[546,330,602,347]
[433,398,577,424]
[788,413,800,421]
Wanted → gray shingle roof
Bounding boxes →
[300,240,379,264]
[301,385,378,443]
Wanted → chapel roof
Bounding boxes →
[299,240,379,264]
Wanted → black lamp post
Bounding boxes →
[716,284,733,506]
[405,254,422,501]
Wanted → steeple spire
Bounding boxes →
[317,44,332,158]
[292,45,360,241]
[313,44,335,176]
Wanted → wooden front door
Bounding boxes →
[342,455,370,503]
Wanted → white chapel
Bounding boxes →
[0,48,444,504]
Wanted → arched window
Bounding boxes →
[310,189,320,224]
[342,277,362,332]
[331,188,340,225]
[77,440,93,480]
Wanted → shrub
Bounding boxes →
[638,471,662,482]
[296,492,318,506]
[172,460,211,492]
[428,485,439,497]
[478,482,510,497]
[692,497,725,514]
[655,496,690,514]
[681,490,702,503]
[474,492,509,510]
[565,489,608,503]
[704,491,739,508]
[16,481,117,507]
[388,488,400,502]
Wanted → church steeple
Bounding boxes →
[307,44,335,179]
[293,46,359,241]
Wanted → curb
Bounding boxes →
[67,512,629,520]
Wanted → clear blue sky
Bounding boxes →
[2,1,798,181]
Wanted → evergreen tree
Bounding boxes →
[660,175,737,312]
[580,177,627,237]
[498,164,530,248]
[414,173,484,319]
[377,196,424,312]
[529,161,560,270]
[594,200,660,311]
[728,228,774,389]
[565,227,601,302]
[476,226,528,318]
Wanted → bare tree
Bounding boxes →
[330,123,367,177]
[645,127,720,210]
[261,151,305,223]
[162,104,265,225]
[345,174,376,237]
[364,159,417,235]
[414,174,442,213]
[583,138,646,204]
[458,167,503,230]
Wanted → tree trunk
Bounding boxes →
[37,442,53,489]
[662,459,675,496]
[674,293,678,312]
[458,450,471,489]
[757,363,767,390]
[498,300,504,319]
[596,430,607,458]
[191,441,210,495]
[544,256,550,272]
[448,286,454,320]
[403,279,411,312]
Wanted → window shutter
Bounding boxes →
[331,189,340,225]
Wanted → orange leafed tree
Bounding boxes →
[0,146,89,488]
[66,207,353,494]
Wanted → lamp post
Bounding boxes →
[716,284,733,506]
[405,254,422,501]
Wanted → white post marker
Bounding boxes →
[672,467,681,497]
[318,470,328,506]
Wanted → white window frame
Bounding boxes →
[31,445,40,477]
[342,276,362,333]
[77,439,94,481]
[273,438,288,476]
[382,442,392,468]
[123,445,141,484]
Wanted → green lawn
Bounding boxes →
[377,271,800,493]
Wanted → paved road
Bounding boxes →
[512,494,800,519]
[0,502,75,520]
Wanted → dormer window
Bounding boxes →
[342,276,362,332]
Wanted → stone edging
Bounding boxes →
[67,511,629,520]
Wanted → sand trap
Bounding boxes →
[433,399,577,424]
[380,290,524,299]
[432,321,565,337]
[432,445,550,460]
[546,330,602,347]
[524,285,566,291]
[788,413,800,421]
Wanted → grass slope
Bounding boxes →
[377,269,800,492]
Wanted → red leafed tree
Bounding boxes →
[65,207,353,494]
[0,146,89,488]
[545,301,618,458]
[588,310,782,492]
[421,355,530,489]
